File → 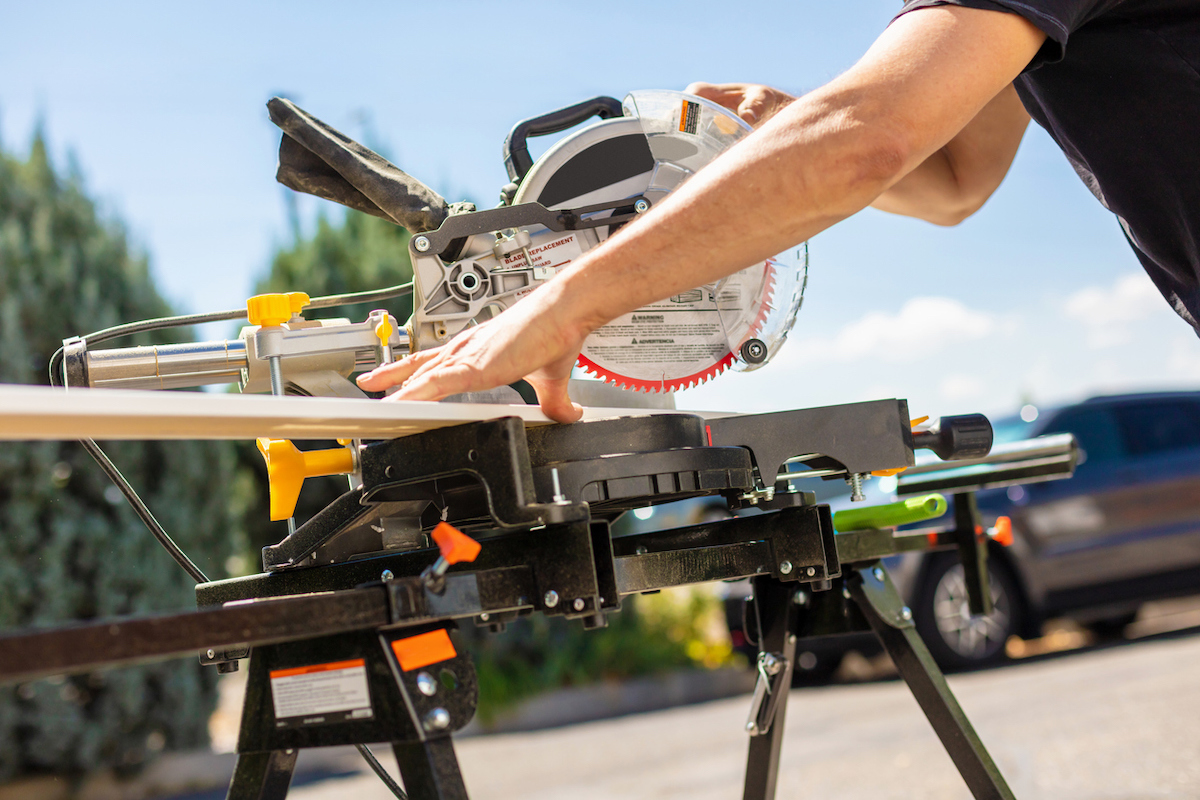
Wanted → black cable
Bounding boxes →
[355,744,408,800]
[79,438,209,584]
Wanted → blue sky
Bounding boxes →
[3,1,1198,420]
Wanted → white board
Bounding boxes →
[0,384,686,441]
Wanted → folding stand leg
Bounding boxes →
[226,749,298,800]
[846,561,1015,800]
[742,576,799,800]
[393,737,470,800]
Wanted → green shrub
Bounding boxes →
[0,133,239,780]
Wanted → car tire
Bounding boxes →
[912,553,1023,671]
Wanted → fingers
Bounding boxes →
[525,374,583,424]
[356,349,435,391]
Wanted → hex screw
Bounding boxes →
[779,561,793,575]
[416,672,437,697]
[206,649,215,660]
[414,236,431,252]
[544,590,560,608]
[634,198,650,213]
[479,613,490,622]
[901,607,913,621]
[423,707,450,732]
[872,567,884,582]
[572,598,585,612]
[806,567,816,577]
[381,570,394,581]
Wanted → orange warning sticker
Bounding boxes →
[679,99,700,134]
[391,629,457,671]
[269,658,365,680]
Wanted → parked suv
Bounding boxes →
[898,390,1200,669]
[705,391,1200,676]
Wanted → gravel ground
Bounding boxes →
[282,620,1200,800]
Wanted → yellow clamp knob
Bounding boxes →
[247,292,311,327]
[256,438,355,521]
[375,316,395,348]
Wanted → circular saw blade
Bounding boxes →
[511,90,801,393]
[577,258,778,392]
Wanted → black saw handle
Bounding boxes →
[503,96,624,184]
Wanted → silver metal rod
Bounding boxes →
[86,341,248,390]
[900,433,1076,476]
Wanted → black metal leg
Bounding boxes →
[227,749,298,800]
[953,492,994,615]
[742,577,800,800]
[847,562,1015,800]
[393,737,470,800]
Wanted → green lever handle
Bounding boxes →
[833,493,947,532]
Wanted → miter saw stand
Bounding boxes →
[0,400,1078,800]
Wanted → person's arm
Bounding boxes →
[688,80,1031,227]
[869,84,1030,225]
[358,6,1045,421]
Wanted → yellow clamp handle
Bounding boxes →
[256,438,354,521]
[374,315,395,348]
[247,292,311,328]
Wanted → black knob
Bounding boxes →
[740,338,768,365]
[912,414,993,461]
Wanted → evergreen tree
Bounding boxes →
[0,132,239,779]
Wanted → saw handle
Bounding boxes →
[912,414,993,461]
[504,96,624,183]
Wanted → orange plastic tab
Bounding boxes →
[431,522,481,565]
[391,629,457,671]
[871,467,908,477]
[991,516,1014,547]
[910,416,930,428]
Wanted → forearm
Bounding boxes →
[551,84,906,334]
[870,84,1031,225]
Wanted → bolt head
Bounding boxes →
[543,589,560,608]
[779,560,793,575]
[872,567,884,582]
[634,198,650,213]
[573,598,585,612]
[206,649,216,660]
[416,671,437,696]
[901,606,913,621]
[423,707,451,731]
[381,570,395,581]
[414,236,431,252]
[479,612,490,622]
[806,567,816,577]
[843,587,852,599]
[746,721,758,733]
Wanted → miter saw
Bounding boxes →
[6,91,1085,800]
[60,90,804,403]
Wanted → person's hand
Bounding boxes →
[355,284,590,423]
[684,82,796,126]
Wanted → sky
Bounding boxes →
[3,0,1198,422]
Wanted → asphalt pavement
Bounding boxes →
[282,618,1200,800]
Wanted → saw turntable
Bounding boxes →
[0,92,1080,800]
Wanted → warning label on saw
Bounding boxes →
[578,260,776,391]
[269,659,374,729]
[499,232,584,273]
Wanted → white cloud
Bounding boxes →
[939,374,986,403]
[788,296,996,364]
[1064,272,1164,347]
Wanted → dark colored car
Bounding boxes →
[900,390,1200,669]
[717,390,1200,677]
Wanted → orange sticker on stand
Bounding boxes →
[391,629,457,672]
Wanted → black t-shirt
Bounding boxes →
[898,0,1200,335]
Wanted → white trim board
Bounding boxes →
[0,384,689,441]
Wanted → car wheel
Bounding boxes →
[913,553,1023,671]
